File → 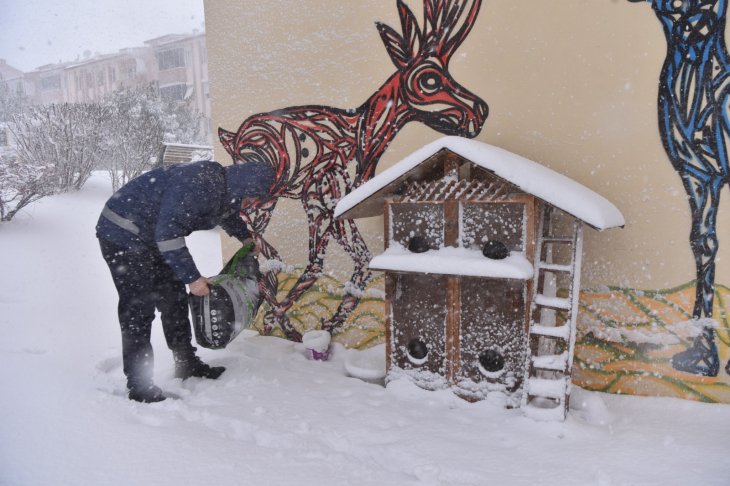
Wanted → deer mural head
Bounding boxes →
[377,0,488,138]
[218,0,488,177]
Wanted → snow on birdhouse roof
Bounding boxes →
[335,136,625,231]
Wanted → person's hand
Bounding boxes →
[243,238,261,257]
[189,276,215,296]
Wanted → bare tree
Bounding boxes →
[9,103,108,192]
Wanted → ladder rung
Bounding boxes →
[532,353,568,371]
[536,263,572,273]
[527,377,567,400]
[530,324,571,340]
[541,237,573,244]
[523,402,567,421]
[534,294,571,310]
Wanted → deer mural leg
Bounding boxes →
[260,176,337,341]
[323,218,374,333]
[239,197,301,338]
[321,169,373,332]
[630,0,730,375]
[671,170,722,376]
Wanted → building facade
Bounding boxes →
[0,59,32,98]
[3,32,212,144]
[144,32,211,141]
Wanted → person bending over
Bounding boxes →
[96,160,274,403]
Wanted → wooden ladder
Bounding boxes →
[521,206,583,421]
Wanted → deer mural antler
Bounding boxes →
[219,0,488,341]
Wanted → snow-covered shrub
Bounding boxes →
[0,148,55,222]
[160,88,206,147]
[5,82,205,196]
[99,84,205,190]
[99,85,164,191]
[9,103,108,192]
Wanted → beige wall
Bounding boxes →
[205,0,724,289]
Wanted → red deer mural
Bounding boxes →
[219,0,488,341]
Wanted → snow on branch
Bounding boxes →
[9,102,108,192]
[0,148,55,222]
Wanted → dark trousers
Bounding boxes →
[99,239,195,388]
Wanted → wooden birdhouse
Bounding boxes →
[335,137,624,421]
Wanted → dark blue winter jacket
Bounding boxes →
[96,161,275,284]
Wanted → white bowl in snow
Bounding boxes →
[242,335,295,360]
[344,344,386,383]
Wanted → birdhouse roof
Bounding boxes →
[335,137,625,231]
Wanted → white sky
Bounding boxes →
[0,0,205,72]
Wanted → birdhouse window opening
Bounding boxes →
[456,278,527,397]
[406,338,429,365]
[389,273,448,382]
[390,203,444,251]
[459,202,526,256]
[477,349,506,378]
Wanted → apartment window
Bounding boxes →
[97,70,105,86]
[203,82,210,100]
[7,79,26,94]
[74,73,80,91]
[127,66,136,79]
[159,83,186,102]
[110,67,116,83]
[201,46,207,64]
[41,74,61,91]
[157,48,185,71]
[86,72,93,89]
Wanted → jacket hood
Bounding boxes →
[225,162,276,207]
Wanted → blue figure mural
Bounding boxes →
[629,0,730,376]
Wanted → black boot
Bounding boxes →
[128,382,166,403]
[174,353,225,380]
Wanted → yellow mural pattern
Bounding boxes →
[250,272,386,350]
[250,272,730,402]
[573,282,730,403]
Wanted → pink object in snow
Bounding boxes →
[303,330,331,361]
[306,346,331,361]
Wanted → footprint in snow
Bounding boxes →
[96,356,123,374]
[413,464,442,485]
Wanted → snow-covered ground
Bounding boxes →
[1,172,729,485]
